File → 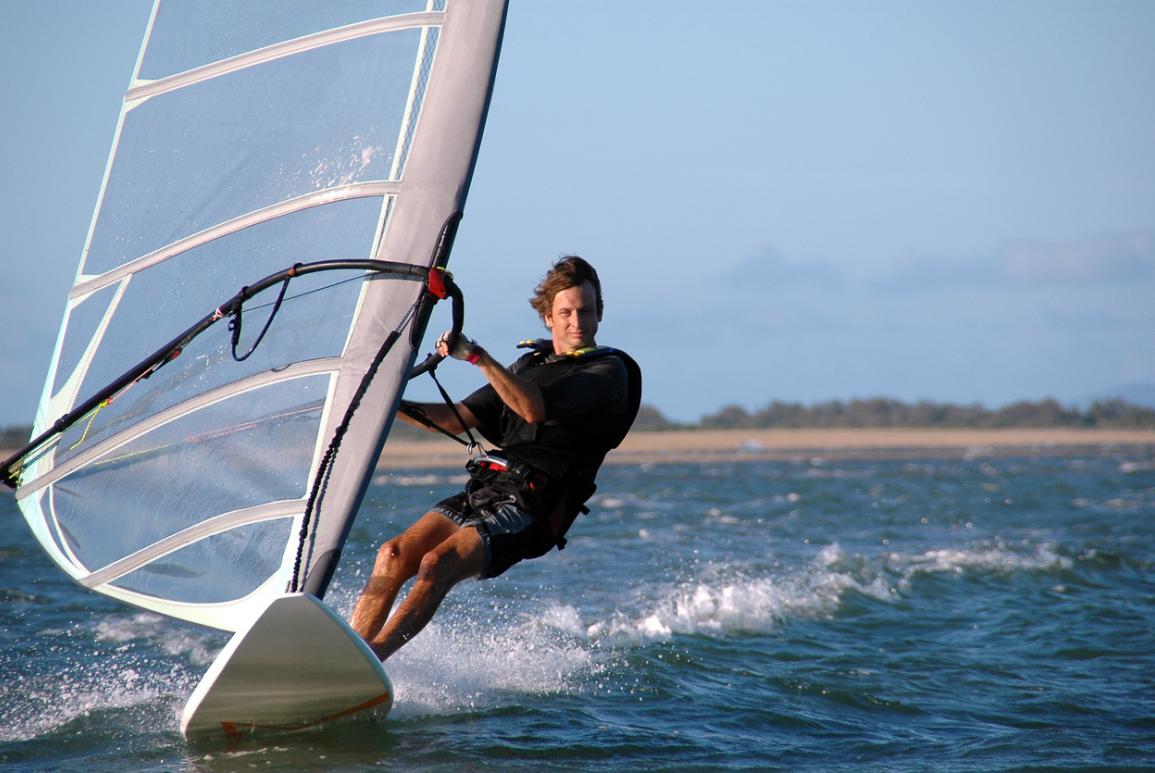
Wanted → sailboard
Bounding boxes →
[181,593,394,737]
[3,0,507,738]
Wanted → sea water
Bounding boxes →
[2,447,1153,771]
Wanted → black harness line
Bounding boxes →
[398,365,484,454]
[288,312,411,593]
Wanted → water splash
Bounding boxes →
[384,603,599,717]
[0,611,217,741]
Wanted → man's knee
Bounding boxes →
[415,548,453,588]
[373,538,397,566]
[372,537,414,579]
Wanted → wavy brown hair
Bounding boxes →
[529,255,603,323]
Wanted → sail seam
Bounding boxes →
[80,501,303,588]
[127,12,444,106]
[18,360,341,499]
[73,182,401,296]
[390,26,438,180]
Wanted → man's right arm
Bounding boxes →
[398,401,480,435]
[438,332,545,424]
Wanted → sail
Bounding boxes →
[9,0,507,632]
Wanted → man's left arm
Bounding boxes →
[439,333,546,424]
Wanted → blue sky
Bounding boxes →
[2,1,1153,426]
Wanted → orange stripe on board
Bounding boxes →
[217,690,392,737]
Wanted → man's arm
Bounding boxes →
[398,401,480,434]
[472,349,546,424]
[438,333,546,424]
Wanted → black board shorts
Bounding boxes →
[432,490,556,579]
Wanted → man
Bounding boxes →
[350,256,640,661]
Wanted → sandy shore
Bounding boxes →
[4,428,1152,475]
[374,428,1155,469]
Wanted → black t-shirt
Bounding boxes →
[461,347,632,485]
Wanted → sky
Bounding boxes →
[1,1,1153,427]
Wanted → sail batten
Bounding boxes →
[18,358,344,500]
[81,499,307,588]
[71,182,402,299]
[127,12,444,105]
[12,0,508,632]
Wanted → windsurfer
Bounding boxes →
[350,256,640,661]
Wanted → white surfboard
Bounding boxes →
[181,593,393,739]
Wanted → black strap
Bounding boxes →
[229,266,298,362]
[398,356,484,452]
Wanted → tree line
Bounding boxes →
[633,398,1155,431]
[2,397,1153,448]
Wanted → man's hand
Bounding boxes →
[437,330,484,364]
[436,330,545,423]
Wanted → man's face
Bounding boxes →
[546,281,599,354]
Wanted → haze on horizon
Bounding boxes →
[1,1,1153,428]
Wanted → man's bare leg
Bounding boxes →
[367,525,486,661]
[350,511,460,642]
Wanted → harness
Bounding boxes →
[404,338,642,550]
[465,453,546,491]
[507,340,643,548]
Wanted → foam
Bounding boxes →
[384,602,598,717]
[586,548,887,644]
[890,541,1072,589]
[0,611,216,741]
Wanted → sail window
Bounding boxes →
[112,518,293,604]
[55,199,383,464]
[51,283,122,399]
[51,375,327,570]
[140,1,433,79]
[86,31,428,276]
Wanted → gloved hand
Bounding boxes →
[437,330,484,364]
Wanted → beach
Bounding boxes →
[374,427,1155,468]
[4,428,1153,481]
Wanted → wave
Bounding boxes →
[0,537,1082,737]
[373,603,598,718]
[888,542,1071,585]
[587,556,883,644]
[573,538,1072,644]
[0,611,211,742]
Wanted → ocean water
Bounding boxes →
[2,447,1154,771]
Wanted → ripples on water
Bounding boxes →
[2,448,1153,770]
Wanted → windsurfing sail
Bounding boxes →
[5,0,507,633]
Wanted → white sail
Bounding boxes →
[8,0,507,632]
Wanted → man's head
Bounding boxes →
[529,256,603,354]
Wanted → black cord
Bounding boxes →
[230,273,294,362]
[290,322,406,593]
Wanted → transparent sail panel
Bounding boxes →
[140,0,433,80]
[396,27,440,175]
[53,201,383,466]
[86,31,429,276]
[113,518,294,604]
[51,376,326,572]
[51,283,120,397]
